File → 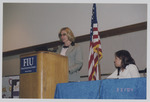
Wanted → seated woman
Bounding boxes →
[107,50,140,79]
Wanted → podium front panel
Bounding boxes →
[19,51,68,98]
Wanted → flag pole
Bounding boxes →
[98,62,101,80]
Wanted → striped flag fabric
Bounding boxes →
[88,3,103,81]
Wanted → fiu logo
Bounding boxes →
[21,56,37,74]
[23,57,34,67]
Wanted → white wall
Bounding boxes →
[3,3,147,52]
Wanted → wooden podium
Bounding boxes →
[19,51,68,98]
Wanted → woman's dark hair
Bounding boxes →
[115,50,136,76]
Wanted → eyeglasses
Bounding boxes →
[59,33,67,37]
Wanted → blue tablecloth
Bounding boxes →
[54,77,146,99]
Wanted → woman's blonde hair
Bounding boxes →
[58,27,75,42]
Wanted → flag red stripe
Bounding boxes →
[88,53,94,69]
[93,35,98,39]
[93,27,98,31]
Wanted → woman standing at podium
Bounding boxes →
[57,27,83,82]
[107,50,140,79]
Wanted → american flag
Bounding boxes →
[88,4,103,81]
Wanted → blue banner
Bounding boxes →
[20,56,37,74]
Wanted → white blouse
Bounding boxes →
[60,48,68,56]
[107,64,140,79]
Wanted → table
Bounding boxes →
[54,77,146,99]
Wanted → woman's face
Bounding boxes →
[114,56,122,68]
[60,30,69,43]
